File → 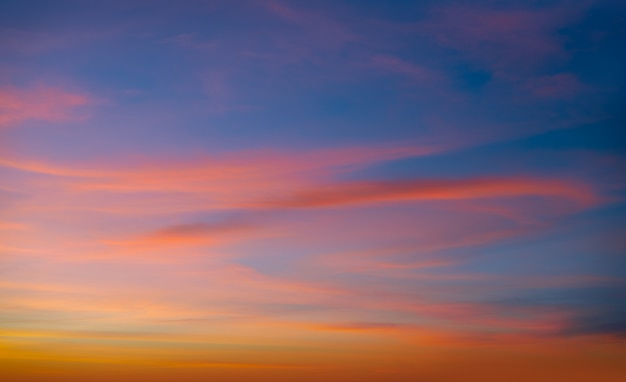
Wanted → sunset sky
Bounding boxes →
[1,0,625,381]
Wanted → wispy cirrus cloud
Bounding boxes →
[107,220,256,248]
[0,144,438,217]
[263,0,358,50]
[258,177,598,209]
[418,2,587,72]
[524,73,585,98]
[1,141,603,265]
[369,55,441,83]
[0,85,90,128]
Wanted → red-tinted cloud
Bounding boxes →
[259,177,598,209]
[0,86,90,128]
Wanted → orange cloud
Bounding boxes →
[106,220,255,247]
[0,86,90,128]
[0,221,26,231]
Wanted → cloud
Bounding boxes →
[263,0,357,48]
[369,55,440,83]
[1,144,435,179]
[419,3,586,72]
[0,261,346,329]
[258,177,598,209]
[0,144,439,217]
[0,85,90,128]
[560,285,626,337]
[253,0,359,69]
[565,307,626,337]
[0,221,26,231]
[200,70,256,115]
[109,220,254,247]
[481,283,626,339]
[1,145,602,260]
[525,73,584,98]
[163,32,218,52]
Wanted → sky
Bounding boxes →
[0,0,625,381]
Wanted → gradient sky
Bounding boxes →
[1,1,625,381]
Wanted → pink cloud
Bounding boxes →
[0,144,436,200]
[0,86,90,128]
[1,144,433,177]
[163,33,218,52]
[525,73,584,98]
[259,0,359,67]
[105,220,257,249]
[264,0,357,45]
[0,144,603,262]
[200,70,257,115]
[419,4,587,72]
[259,177,598,209]
[369,55,440,83]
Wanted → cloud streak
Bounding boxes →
[0,86,90,128]
[258,177,598,209]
